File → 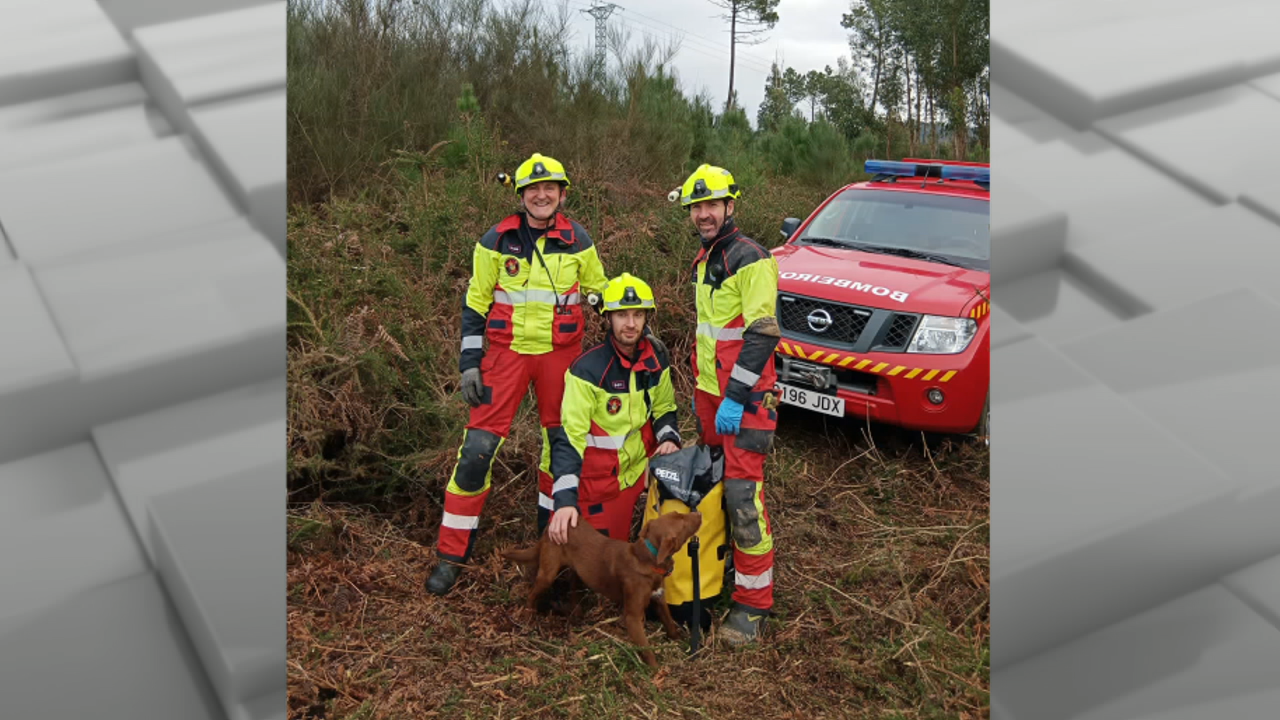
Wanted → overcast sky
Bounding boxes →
[554,0,856,127]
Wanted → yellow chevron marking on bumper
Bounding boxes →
[823,352,839,363]
[905,368,923,379]
[871,362,889,373]
[940,370,956,382]
[855,359,872,370]
[838,356,854,367]
[887,365,906,376]
[922,369,939,381]
[780,342,793,355]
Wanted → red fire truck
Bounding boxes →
[772,159,990,439]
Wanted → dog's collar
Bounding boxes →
[644,539,670,577]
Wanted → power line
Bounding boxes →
[620,12,774,74]
[616,4,775,68]
[561,0,774,73]
[618,17,774,75]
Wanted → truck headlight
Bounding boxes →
[906,315,976,354]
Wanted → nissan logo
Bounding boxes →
[807,309,833,333]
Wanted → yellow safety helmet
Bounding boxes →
[513,153,570,193]
[679,164,739,208]
[601,273,656,312]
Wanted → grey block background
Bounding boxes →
[992,0,1280,716]
[0,2,285,720]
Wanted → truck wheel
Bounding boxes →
[973,392,990,446]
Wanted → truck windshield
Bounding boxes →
[795,189,989,269]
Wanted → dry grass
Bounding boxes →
[287,416,988,719]
[287,142,989,720]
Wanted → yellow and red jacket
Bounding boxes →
[459,212,607,371]
[551,338,680,510]
[691,218,780,403]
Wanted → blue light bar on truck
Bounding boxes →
[939,165,990,184]
[864,159,989,186]
[865,160,929,177]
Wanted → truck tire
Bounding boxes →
[973,392,990,446]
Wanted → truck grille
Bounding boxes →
[778,294,870,345]
[779,293,921,352]
[881,313,918,350]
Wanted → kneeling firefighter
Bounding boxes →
[546,273,682,545]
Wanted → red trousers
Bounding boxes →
[694,388,776,611]
[577,473,646,541]
[436,344,578,561]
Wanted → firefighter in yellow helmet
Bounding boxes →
[681,164,781,645]
[427,153,608,596]
[546,273,682,545]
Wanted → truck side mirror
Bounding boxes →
[780,217,801,240]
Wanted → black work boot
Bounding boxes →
[425,560,465,596]
[719,602,767,646]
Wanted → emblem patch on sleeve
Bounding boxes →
[504,257,520,276]
[607,397,622,414]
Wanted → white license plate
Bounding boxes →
[777,382,845,417]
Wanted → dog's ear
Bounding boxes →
[656,535,681,566]
[653,520,685,566]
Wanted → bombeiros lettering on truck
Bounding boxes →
[779,272,910,303]
[770,159,991,440]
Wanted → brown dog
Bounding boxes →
[502,511,703,668]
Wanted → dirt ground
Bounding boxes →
[287,409,989,720]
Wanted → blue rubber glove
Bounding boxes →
[715,397,744,435]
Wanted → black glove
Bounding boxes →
[460,367,484,407]
[586,291,603,315]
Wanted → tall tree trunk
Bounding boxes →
[904,52,915,157]
[727,3,737,112]
[869,20,882,115]
[915,68,924,156]
[869,62,881,116]
[928,90,938,158]
[951,25,966,160]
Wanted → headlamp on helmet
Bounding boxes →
[601,273,656,313]
[679,164,740,208]
[513,153,570,194]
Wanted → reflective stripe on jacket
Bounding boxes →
[459,212,607,371]
[551,338,679,510]
[691,219,780,402]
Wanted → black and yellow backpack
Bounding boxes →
[643,445,730,639]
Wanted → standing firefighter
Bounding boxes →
[426,153,607,596]
[546,273,682,546]
[681,164,781,645]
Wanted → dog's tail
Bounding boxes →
[501,546,539,564]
